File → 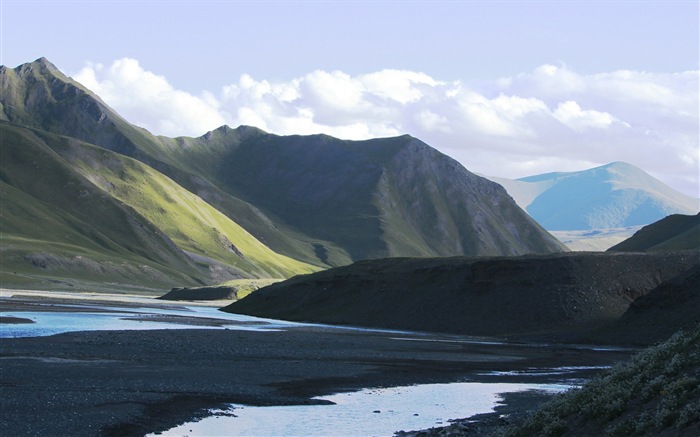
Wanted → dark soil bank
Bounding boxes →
[0,324,630,437]
[226,251,699,343]
[158,285,237,301]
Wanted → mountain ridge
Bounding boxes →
[0,121,319,291]
[1,57,567,290]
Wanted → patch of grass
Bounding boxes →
[59,137,319,279]
[507,325,700,437]
[0,123,318,292]
[216,278,281,299]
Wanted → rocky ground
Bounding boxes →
[0,294,632,437]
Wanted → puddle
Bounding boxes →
[150,382,570,437]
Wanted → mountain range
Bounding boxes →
[489,162,699,231]
[0,58,566,291]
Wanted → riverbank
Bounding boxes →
[0,292,632,436]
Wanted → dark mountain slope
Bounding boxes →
[584,264,700,346]
[168,129,568,260]
[377,139,563,256]
[608,213,700,252]
[224,251,698,340]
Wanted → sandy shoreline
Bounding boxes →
[0,291,633,436]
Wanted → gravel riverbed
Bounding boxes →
[0,294,632,436]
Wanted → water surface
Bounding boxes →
[0,303,299,338]
[152,382,570,437]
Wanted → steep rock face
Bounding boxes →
[377,139,565,256]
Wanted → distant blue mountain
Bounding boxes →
[489,162,700,231]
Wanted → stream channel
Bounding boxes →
[0,293,613,436]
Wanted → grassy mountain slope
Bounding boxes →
[0,123,206,291]
[0,122,317,291]
[2,58,568,267]
[608,213,700,252]
[1,58,336,267]
[225,251,698,339]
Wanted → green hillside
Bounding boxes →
[1,58,571,293]
[1,59,567,267]
[0,122,317,292]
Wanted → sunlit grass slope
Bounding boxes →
[0,122,317,291]
[0,123,209,291]
[58,137,319,279]
[2,59,348,267]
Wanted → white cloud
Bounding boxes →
[552,101,620,131]
[74,58,227,137]
[360,69,439,104]
[415,110,451,133]
[72,59,700,198]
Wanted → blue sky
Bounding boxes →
[2,0,699,198]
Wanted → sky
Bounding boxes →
[2,0,699,198]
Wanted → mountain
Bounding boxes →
[0,57,567,290]
[489,162,699,231]
[607,213,700,252]
[0,121,317,292]
[224,251,698,340]
[163,128,568,260]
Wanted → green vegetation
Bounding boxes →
[1,57,569,294]
[217,278,281,299]
[507,325,700,436]
[59,137,318,279]
[0,122,317,292]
